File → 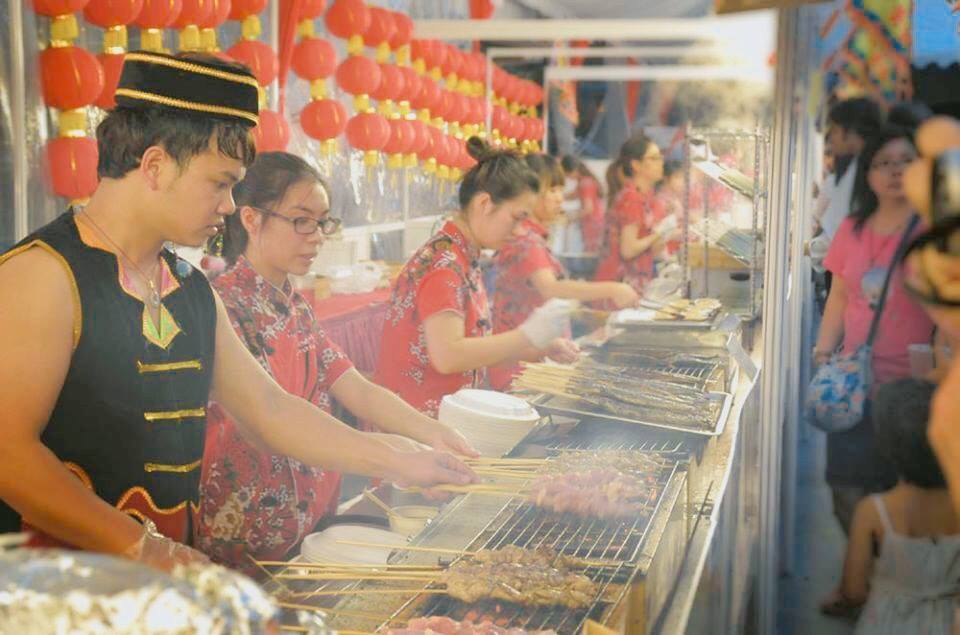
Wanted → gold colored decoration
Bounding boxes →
[140,28,165,52]
[143,460,202,474]
[241,15,262,40]
[137,359,203,374]
[353,93,371,113]
[297,18,315,38]
[143,407,206,422]
[114,88,260,125]
[310,79,328,100]
[346,34,364,56]
[50,14,79,46]
[103,25,128,53]
[58,109,88,138]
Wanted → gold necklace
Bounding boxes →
[79,211,163,307]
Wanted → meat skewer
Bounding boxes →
[527,469,659,519]
[439,560,598,608]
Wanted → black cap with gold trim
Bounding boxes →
[114,51,260,128]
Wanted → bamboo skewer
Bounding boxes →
[258,560,442,570]
[335,540,473,556]
[362,489,394,516]
[276,601,392,621]
[291,588,446,598]
[276,572,437,582]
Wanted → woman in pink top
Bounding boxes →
[814,126,934,534]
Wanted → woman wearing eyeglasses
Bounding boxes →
[594,134,670,302]
[195,152,476,574]
[813,126,933,535]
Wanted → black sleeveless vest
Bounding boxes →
[0,212,216,542]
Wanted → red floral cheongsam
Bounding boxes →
[594,183,658,298]
[490,219,566,390]
[375,221,491,417]
[196,256,353,575]
[578,176,606,253]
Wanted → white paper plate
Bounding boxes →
[301,525,407,565]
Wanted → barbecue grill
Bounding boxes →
[268,432,690,634]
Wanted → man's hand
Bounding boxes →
[545,338,580,364]
[389,450,478,489]
[610,283,640,309]
[124,520,211,573]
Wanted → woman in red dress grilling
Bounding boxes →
[375,139,579,416]
[196,153,476,574]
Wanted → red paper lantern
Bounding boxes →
[252,110,290,152]
[372,64,405,102]
[427,126,444,161]
[410,39,428,64]
[135,0,183,27]
[467,97,486,125]
[389,11,413,51]
[199,0,231,27]
[47,137,98,200]
[399,66,421,103]
[300,98,348,140]
[173,0,212,27]
[530,84,544,106]
[412,77,441,112]
[298,0,326,20]
[227,0,265,20]
[292,37,337,80]
[33,0,89,16]
[492,105,509,132]
[384,118,414,155]
[468,0,495,20]
[492,66,506,95]
[227,39,278,86]
[363,6,395,48]
[427,40,447,72]
[324,0,369,40]
[346,112,391,151]
[441,44,462,78]
[40,46,105,111]
[461,140,477,169]
[335,55,381,96]
[83,0,143,27]
[94,52,125,109]
[409,120,430,156]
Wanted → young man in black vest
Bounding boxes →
[0,52,474,570]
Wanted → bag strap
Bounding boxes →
[865,214,920,347]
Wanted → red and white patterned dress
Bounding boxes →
[196,256,353,575]
[594,183,659,299]
[375,221,491,417]
[490,219,566,390]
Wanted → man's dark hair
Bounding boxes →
[827,97,883,141]
[96,54,257,179]
[874,379,945,489]
[887,101,934,132]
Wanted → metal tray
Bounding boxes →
[610,309,729,331]
[527,391,733,438]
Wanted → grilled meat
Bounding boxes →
[528,469,658,519]
[440,561,597,608]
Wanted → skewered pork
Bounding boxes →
[440,560,597,608]
[543,450,671,477]
[528,469,658,519]
[386,616,557,635]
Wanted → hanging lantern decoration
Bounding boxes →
[407,119,430,170]
[346,111,391,167]
[389,11,413,66]
[33,0,103,202]
[252,109,290,152]
[383,117,414,170]
[363,6,395,64]
[227,0,282,149]
[335,55,381,113]
[412,76,441,125]
[134,0,184,51]
[84,0,142,108]
[293,31,341,156]
[173,0,212,51]
[372,63,405,119]
[33,0,90,46]
[47,137,99,200]
[398,65,421,119]
[198,0,232,52]
[325,0,370,56]
[300,98,347,155]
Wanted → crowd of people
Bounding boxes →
[808,96,960,633]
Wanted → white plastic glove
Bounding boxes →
[124,519,210,573]
[519,299,575,349]
[653,214,679,238]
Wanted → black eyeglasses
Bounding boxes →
[253,207,341,235]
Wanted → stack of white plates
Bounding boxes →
[438,389,540,457]
[300,525,407,565]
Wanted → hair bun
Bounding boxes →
[466,136,520,163]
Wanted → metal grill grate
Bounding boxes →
[595,351,726,391]
[382,443,682,634]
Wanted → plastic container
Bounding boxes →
[438,389,541,457]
